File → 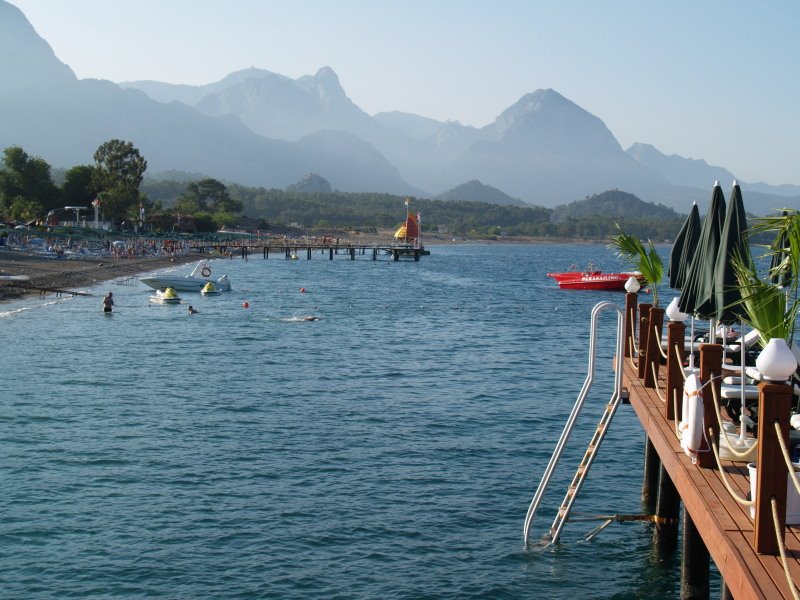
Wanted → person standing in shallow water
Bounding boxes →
[102,291,114,313]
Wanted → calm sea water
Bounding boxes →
[1,244,717,598]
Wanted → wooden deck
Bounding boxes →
[624,358,800,599]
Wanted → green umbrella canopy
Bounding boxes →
[714,181,749,324]
[668,202,701,290]
[678,182,727,317]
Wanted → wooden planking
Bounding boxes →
[623,359,800,599]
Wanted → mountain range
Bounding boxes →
[2,0,798,215]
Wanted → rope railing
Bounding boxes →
[629,312,639,356]
[675,344,688,381]
[771,496,800,600]
[673,389,681,440]
[773,420,800,495]
[627,336,637,368]
[650,362,666,402]
[707,427,755,506]
[709,382,758,460]
[654,325,668,360]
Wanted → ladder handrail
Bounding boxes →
[523,300,625,545]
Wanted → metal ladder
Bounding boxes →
[523,300,626,546]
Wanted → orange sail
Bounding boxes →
[394,213,419,241]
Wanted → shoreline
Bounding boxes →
[0,251,202,303]
[0,235,612,303]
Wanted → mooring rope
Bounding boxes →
[772,420,800,495]
[709,382,758,460]
[771,496,800,600]
[707,428,755,507]
[654,325,668,360]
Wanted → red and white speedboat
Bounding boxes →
[547,266,644,291]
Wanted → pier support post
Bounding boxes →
[680,509,709,600]
[351,248,356,260]
[329,248,334,260]
[642,436,660,513]
[637,303,652,379]
[644,307,665,388]
[718,581,735,600]
[393,250,399,262]
[263,246,268,259]
[665,321,685,420]
[697,344,723,469]
[307,247,311,260]
[753,381,792,554]
[624,291,638,358]
[654,463,680,550]
[372,248,377,261]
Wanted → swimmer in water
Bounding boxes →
[188,305,199,314]
[304,316,319,321]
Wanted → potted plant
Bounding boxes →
[610,229,665,386]
[609,229,664,307]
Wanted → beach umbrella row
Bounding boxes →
[669,180,750,324]
[678,182,727,320]
[714,181,749,324]
[668,203,700,290]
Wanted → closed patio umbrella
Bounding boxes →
[678,182,727,320]
[714,180,749,325]
[668,202,701,290]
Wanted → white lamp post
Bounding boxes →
[625,276,641,294]
[756,338,798,382]
[666,296,688,322]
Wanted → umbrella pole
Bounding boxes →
[689,317,696,369]
[740,321,747,442]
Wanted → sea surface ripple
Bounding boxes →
[1,244,715,598]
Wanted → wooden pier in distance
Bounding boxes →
[193,243,431,262]
[622,297,800,599]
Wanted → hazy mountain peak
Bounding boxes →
[493,88,596,137]
[435,179,526,206]
[0,0,76,89]
[626,142,736,189]
[295,66,346,100]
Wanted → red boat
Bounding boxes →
[547,266,644,291]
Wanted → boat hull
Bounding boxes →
[547,271,643,291]
[140,276,231,292]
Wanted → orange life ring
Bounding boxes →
[201,266,211,277]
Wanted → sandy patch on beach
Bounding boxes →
[0,252,202,302]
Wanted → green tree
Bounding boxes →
[92,139,147,225]
[0,146,59,216]
[61,165,98,205]
[178,178,241,214]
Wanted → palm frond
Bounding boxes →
[609,228,664,306]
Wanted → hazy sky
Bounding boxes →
[9,0,800,185]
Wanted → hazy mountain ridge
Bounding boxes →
[551,190,681,223]
[434,180,526,206]
[3,0,798,214]
[0,2,414,194]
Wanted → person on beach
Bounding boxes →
[188,305,199,314]
[102,291,114,313]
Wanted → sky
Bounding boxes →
[9,0,800,185]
